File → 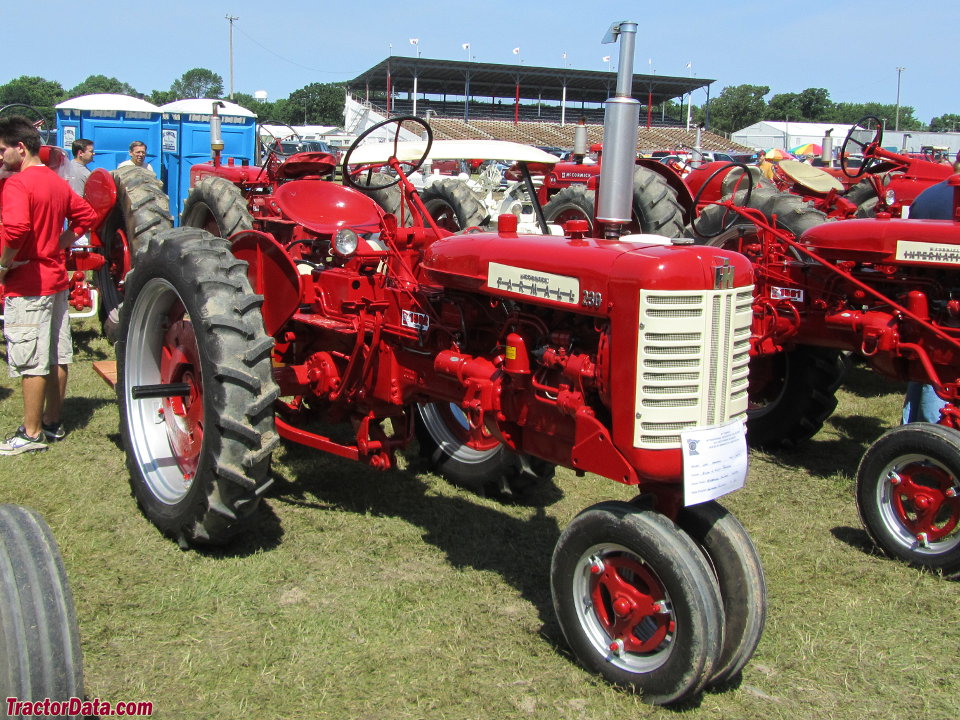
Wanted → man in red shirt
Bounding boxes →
[0,116,98,455]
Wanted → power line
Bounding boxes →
[234,25,361,76]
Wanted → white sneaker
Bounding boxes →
[0,426,49,455]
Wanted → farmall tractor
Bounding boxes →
[757,116,955,219]
[686,157,960,573]
[112,23,766,704]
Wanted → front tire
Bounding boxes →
[676,501,766,687]
[0,505,84,707]
[117,227,279,546]
[551,502,723,705]
[856,423,960,572]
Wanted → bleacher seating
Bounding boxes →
[365,99,747,154]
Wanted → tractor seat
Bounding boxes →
[778,160,844,194]
[272,179,382,235]
[275,151,338,180]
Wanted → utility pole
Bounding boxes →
[895,66,905,131]
[226,14,239,100]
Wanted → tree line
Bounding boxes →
[686,85,956,135]
[0,69,346,127]
[1,70,955,138]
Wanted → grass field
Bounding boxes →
[1,319,958,719]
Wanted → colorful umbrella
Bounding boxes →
[764,148,795,161]
[790,143,823,156]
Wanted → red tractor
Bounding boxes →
[109,22,767,705]
[688,162,960,573]
[750,117,955,220]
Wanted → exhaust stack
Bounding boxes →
[210,101,226,167]
[573,117,588,163]
[596,21,640,235]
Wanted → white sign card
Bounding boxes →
[681,419,748,506]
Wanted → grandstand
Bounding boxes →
[345,57,750,154]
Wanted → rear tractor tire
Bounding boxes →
[543,168,684,237]
[420,178,489,231]
[415,402,553,498]
[180,175,253,238]
[95,165,172,335]
[117,227,279,546]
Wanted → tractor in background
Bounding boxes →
[688,156,960,573]
[751,117,955,220]
[109,22,766,705]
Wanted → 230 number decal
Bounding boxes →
[582,290,602,308]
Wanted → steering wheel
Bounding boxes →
[257,121,303,164]
[0,103,51,144]
[840,115,883,179]
[690,163,755,239]
[341,115,432,192]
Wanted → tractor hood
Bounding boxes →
[421,231,753,311]
[802,218,960,266]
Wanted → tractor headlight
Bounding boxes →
[885,189,897,207]
[334,228,359,256]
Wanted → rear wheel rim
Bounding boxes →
[124,277,204,504]
[572,542,675,673]
[426,200,462,232]
[418,402,501,462]
[550,206,592,230]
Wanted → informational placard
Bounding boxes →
[162,128,178,152]
[681,418,748,506]
[62,126,75,149]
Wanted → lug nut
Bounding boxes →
[609,638,624,655]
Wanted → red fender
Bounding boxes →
[231,230,301,337]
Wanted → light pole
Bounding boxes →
[225,14,238,100]
[895,66,905,131]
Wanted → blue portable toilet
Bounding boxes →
[55,94,162,173]
[159,99,257,222]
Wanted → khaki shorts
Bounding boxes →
[3,291,73,378]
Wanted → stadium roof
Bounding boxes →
[346,57,713,106]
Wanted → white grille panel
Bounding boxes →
[634,286,754,449]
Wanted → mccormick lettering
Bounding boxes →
[520,274,549,284]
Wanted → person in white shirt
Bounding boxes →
[117,140,154,175]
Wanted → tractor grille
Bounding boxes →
[634,286,753,448]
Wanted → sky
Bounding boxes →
[6,0,956,125]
